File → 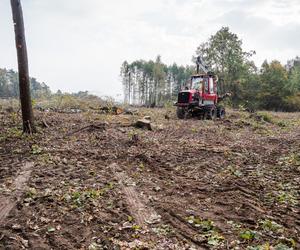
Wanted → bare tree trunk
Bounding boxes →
[10,0,35,133]
[128,72,131,105]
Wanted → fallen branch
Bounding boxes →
[41,119,50,128]
[66,123,106,136]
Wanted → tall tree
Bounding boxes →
[153,55,166,106]
[195,27,255,106]
[286,62,300,93]
[120,61,130,104]
[259,60,289,111]
[10,0,36,133]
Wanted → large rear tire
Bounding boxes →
[205,106,217,120]
[217,107,226,119]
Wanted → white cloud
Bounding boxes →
[0,0,299,98]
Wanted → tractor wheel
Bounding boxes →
[217,107,226,119]
[176,107,185,119]
[206,107,217,120]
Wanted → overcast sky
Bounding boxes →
[1,0,299,98]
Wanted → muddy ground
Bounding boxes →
[0,108,299,250]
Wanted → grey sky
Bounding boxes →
[0,0,299,98]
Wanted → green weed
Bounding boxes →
[31,144,43,155]
[239,230,258,241]
[257,112,274,123]
[259,219,283,233]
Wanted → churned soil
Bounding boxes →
[0,108,299,249]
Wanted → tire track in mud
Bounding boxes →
[110,163,160,228]
[110,163,207,249]
[155,205,207,249]
[0,162,34,224]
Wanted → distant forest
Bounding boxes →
[120,57,195,107]
[0,68,98,101]
[0,68,51,99]
[121,27,300,111]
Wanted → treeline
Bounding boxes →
[120,57,194,106]
[237,59,300,111]
[0,69,102,103]
[121,27,300,111]
[0,68,51,98]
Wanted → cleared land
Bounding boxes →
[0,108,299,249]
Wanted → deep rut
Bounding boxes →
[110,163,160,227]
[0,162,34,224]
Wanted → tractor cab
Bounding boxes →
[191,74,217,97]
[191,75,207,92]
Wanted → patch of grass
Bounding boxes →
[152,224,174,236]
[6,127,23,138]
[38,153,54,164]
[280,238,296,249]
[65,183,115,207]
[127,130,140,139]
[191,127,198,133]
[31,144,43,155]
[186,216,214,231]
[227,220,242,229]
[257,112,274,123]
[279,153,300,167]
[277,120,288,127]
[266,182,298,207]
[66,189,102,207]
[259,219,283,233]
[256,112,292,129]
[227,165,243,177]
[234,116,274,135]
[207,233,225,247]
[246,238,296,250]
[276,191,297,205]
[234,119,252,128]
[274,243,293,250]
[186,216,225,247]
[239,229,258,241]
[131,224,141,231]
[25,187,37,198]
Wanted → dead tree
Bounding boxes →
[10,0,36,133]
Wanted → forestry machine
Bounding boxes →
[175,57,226,119]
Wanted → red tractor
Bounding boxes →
[175,57,226,119]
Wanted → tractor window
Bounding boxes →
[209,78,214,94]
[204,78,209,93]
[192,77,201,90]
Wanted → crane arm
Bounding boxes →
[196,56,209,74]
